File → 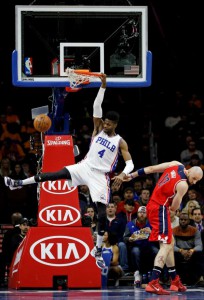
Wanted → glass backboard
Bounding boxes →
[13,5,152,88]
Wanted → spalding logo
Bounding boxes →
[42,180,77,195]
[46,136,72,146]
[30,236,90,266]
[38,204,81,226]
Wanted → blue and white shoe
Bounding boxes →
[90,246,106,269]
[95,255,106,269]
[4,177,22,190]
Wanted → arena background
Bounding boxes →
[0,0,203,166]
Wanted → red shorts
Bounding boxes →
[146,201,172,244]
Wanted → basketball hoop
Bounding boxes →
[65,87,82,93]
[65,68,101,92]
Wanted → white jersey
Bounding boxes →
[66,130,121,204]
[84,130,122,173]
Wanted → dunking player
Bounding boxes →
[4,73,134,269]
[124,161,203,294]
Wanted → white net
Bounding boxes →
[66,68,99,89]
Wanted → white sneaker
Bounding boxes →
[134,270,141,286]
[115,279,119,287]
[4,177,22,190]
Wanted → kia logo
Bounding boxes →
[42,180,77,194]
[39,205,81,226]
[30,236,90,266]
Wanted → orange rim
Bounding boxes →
[74,69,101,77]
[65,87,82,92]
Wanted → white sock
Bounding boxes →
[21,176,36,185]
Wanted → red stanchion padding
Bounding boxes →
[8,135,101,289]
[37,135,82,227]
[8,227,101,289]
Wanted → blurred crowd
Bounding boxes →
[1,89,204,287]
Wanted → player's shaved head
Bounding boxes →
[187,166,203,185]
[191,166,203,179]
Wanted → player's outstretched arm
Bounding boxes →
[124,160,182,181]
[92,73,107,137]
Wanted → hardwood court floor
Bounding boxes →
[0,286,204,300]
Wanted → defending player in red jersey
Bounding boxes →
[124,161,203,295]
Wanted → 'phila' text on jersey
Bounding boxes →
[95,136,116,152]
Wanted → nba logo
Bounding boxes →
[24,57,33,75]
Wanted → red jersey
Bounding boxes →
[146,164,187,243]
[150,164,187,207]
